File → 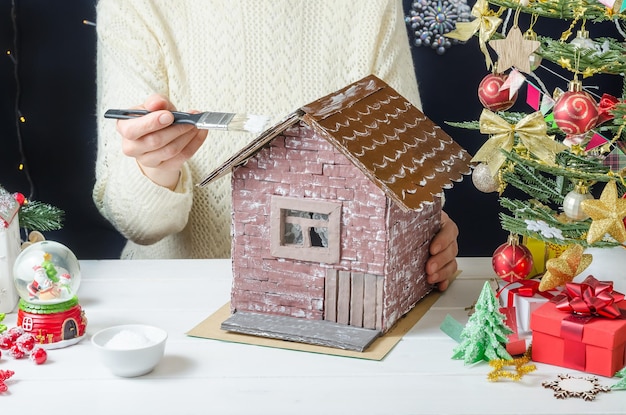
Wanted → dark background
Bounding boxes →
[0,0,124,259]
[1,1,621,259]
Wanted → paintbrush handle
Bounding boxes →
[104,109,201,125]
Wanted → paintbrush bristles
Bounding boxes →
[229,113,270,134]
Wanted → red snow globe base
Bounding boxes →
[17,297,87,349]
[13,240,87,349]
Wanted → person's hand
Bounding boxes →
[426,211,459,291]
[114,94,208,190]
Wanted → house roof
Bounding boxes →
[200,74,472,212]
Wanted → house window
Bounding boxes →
[270,196,341,263]
[22,317,33,331]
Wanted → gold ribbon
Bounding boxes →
[473,109,567,177]
[445,0,502,69]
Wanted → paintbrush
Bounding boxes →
[104,109,270,134]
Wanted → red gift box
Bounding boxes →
[530,278,626,377]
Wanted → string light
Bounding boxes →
[8,0,34,200]
[7,1,96,200]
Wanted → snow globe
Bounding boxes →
[13,240,87,349]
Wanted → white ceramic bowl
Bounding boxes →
[91,324,168,377]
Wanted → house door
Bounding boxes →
[62,319,78,340]
[324,269,383,330]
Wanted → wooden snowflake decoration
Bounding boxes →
[543,374,611,401]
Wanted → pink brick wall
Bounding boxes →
[230,121,440,329]
[382,199,442,331]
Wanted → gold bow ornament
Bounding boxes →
[445,0,502,69]
[472,109,568,177]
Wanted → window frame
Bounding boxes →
[270,196,341,264]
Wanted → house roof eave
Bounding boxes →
[198,110,304,187]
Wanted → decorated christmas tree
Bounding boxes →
[439,0,626,265]
[452,281,513,363]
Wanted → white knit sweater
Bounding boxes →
[94,0,421,259]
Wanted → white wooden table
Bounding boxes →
[1,258,623,414]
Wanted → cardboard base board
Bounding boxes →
[187,287,444,361]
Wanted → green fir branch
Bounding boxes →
[554,150,610,174]
[445,120,481,130]
[487,0,623,22]
[504,150,614,184]
[610,101,626,130]
[498,198,621,248]
[19,200,64,232]
[501,162,567,204]
[537,36,626,76]
[499,197,560,222]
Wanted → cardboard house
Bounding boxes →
[200,75,472,351]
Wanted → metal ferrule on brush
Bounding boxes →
[195,112,236,130]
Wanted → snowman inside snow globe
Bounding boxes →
[13,240,87,349]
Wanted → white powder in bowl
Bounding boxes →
[104,329,156,350]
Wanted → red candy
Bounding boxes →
[0,369,15,393]
[16,333,35,353]
[30,347,47,365]
[0,326,48,366]
[6,327,24,342]
[9,344,25,359]
[0,336,10,350]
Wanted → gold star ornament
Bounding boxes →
[489,26,540,73]
[539,244,592,291]
[580,181,626,245]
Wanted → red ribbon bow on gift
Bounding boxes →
[514,279,542,298]
[554,275,625,319]
[597,93,620,126]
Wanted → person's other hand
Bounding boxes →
[425,211,459,291]
[114,94,208,189]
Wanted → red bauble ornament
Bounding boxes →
[492,237,534,282]
[478,73,518,111]
[12,192,26,206]
[553,81,599,135]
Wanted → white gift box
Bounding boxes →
[497,279,559,334]
[0,188,21,313]
[573,246,626,294]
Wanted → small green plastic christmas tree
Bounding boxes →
[452,281,513,364]
[611,366,626,390]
